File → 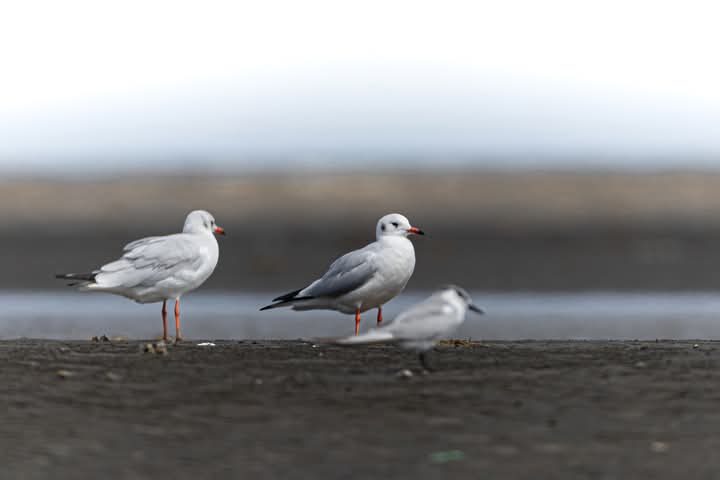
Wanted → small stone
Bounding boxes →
[634,361,647,368]
[196,342,216,347]
[693,344,700,349]
[111,336,128,342]
[534,443,566,454]
[650,441,669,453]
[56,369,74,379]
[105,372,122,381]
[291,373,311,385]
[396,369,414,379]
[254,378,263,385]
[429,450,465,464]
[142,341,168,355]
[131,450,146,461]
[493,445,518,456]
[154,341,168,355]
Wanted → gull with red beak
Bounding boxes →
[261,213,424,335]
[56,210,225,342]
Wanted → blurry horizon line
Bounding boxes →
[2,153,720,178]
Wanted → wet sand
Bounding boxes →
[5,339,720,479]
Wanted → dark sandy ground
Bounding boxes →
[5,339,720,479]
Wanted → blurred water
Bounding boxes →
[2,291,720,340]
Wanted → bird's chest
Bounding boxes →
[342,239,416,311]
[177,244,218,285]
[198,244,218,273]
[376,242,416,289]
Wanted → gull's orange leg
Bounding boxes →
[377,306,383,326]
[174,299,183,342]
[161,300,168,341]
[355,308,361,336]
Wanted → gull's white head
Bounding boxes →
[375,213,425,240]
[441,285,484,314]
[183,210,226,236]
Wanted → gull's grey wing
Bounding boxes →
[94,234,202,288]
[122,235,165,252]
[303,244,379,298]
[387,294,459,340]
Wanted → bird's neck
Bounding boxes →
[377,234,411,244]
[440,291,466,315]
[185,228,213,237]
[378,235,415,253]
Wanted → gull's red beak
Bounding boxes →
[407,226,425,235]
[214,226,226,236]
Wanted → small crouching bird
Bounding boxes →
[260,213,424,335]
[56,210,225,342]
[333,285,484,371]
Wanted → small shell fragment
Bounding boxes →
[651,441,669,453]
[142,341,168,355]
[396,369,414,379]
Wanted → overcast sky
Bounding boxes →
[2,0,720,172]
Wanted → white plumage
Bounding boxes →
[261,213,424,335]
[57,210,225,341]
[335,286,484,370]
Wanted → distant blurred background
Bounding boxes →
[3,0,720,338]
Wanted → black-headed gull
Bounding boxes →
[56,210,225,342]
[334,285,484,370]
[261,213,424,335]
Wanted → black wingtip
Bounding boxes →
[55,272,97,282]
[272,288,304,303]
[260,295,316,312]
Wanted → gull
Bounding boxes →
[334,286,484,370]
[260,213,424,335]
[56,210,225,342]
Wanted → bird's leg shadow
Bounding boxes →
[418,352,435,373]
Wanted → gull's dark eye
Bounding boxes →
[381,224,386,231]
[454,288,469,301]
[391,222,399,228]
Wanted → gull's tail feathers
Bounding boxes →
[260,288,315,311]
[55,271,98,288]
[334,329,395,345]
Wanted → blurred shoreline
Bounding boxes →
[4,170,720,291]
[7,169,720,228]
